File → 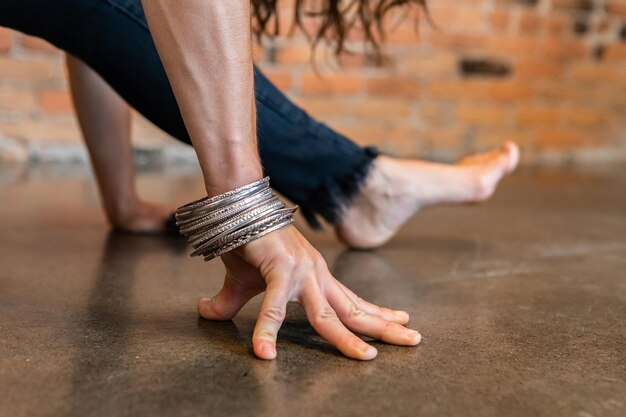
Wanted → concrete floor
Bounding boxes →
[0,163,624,417]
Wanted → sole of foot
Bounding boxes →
[335,142,520,249]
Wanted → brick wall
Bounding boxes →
[1,0,625,165]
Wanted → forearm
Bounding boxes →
[66,54,137,217]
[141,0,262,196]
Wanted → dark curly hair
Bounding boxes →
[250,0,429,65]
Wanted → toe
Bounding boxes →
[460,142,520,173]
[502,141,520,173]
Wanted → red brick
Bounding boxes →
[366,76,421,98]
[546,15,569,35]
[275,44,315,65]
[542,38,588,59]
[542,38,585,59]
[569,63,625,83]
[301,72,364,95]
[563,107,609,127]
[382,16,423,45]
[397,52,457,78]
[0,89,37,112]
[262,69,294,90]
[430,32,489,50]
[474,129,532,152]
[275,5,297,37]
[534,128,600,149]
[252,41,264,62]
[427,80,486,100]
[293,97,352,119]
[427,4,485,32]
[519,11,544,34]
[490,10,509,32]
[552,0,594,11]
[603,44,626,61]
[130,114,173,147]
[0,118,80,143]
[420,127,467,155]
[418,105,452,126]
[0,0,624,165]
[39,90,74,113]
[516,106,561,126]
[295,20,328,42]
[534,81,588,101]
[380,4,424,32]
[331,123,388,148]
[456,105,510,126]
[607,1,626,18]
[0,28,13,52]
[0,57,60,81]
[516,60,563,79]
[486,36,541,56]
[384,126,422,157]
[351,98,413,119]
[336,52,368,68]
[486,82,534,102]
[596,16,612,32]
[377,7,424,45]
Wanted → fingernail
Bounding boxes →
[395,311,409,321]
[260,341,276,359]
[407,330,421,345]
[197,298,211,315]
[360,344,377,359]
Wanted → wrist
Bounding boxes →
[192,135,264,197]
[103,189,140,217]
[203,166,264,197]
[176,176,297,262]
[104,194,142,226]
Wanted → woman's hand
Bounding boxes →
[197,224,421,360]
[140,2,416,360]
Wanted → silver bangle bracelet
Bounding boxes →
[175,176,297,262]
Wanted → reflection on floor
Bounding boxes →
[0,163,624,417]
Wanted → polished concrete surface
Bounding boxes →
[0,164,625,417]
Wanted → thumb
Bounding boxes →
[197,278,260,321]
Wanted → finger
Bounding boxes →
[198,278,260,321]
[252,280,290,360]
[335,280,410,325]
[301,281,377,360]
[327,281,421,346]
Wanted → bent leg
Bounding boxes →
[0,0,376,228]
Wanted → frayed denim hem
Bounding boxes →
[299,146,379,229]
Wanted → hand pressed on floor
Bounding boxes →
[196,224,421,360]
[109,199,175,235]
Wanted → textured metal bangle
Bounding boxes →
[176,181,270,223]
[176,177,270,215]
[202,215,296,261]
[178,189,274,234]
[188,198,284,252]
[175,176,297,262]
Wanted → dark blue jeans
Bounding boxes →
[0,0,379,228]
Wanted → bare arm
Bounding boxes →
[141,0,261,196]
[66,55,171,233]
[141,0,420,360]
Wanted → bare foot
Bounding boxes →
[109,200,176,235]
[335,142,520,249]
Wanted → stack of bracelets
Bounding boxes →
[175,177,298,262]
